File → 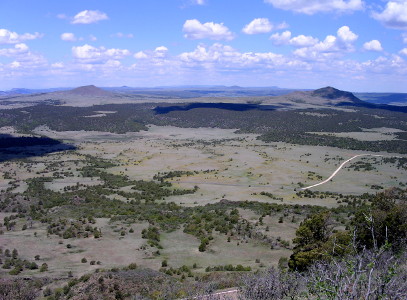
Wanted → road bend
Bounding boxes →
[301,154,384,190]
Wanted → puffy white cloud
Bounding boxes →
[193,0,206,4]
[12,52,46,66]
[0,43,47,72]
[89,35,97,41]
[71,10,108,24]
[293,36,337,60]
[403,33,407,44]
[360,54,406,76]
[154,46,169,58]
[400,48,407,56]
[270,31,292,45]
[270,31,318,47]
[242,19,288,35]
[72,44,130,63]
[264,0,364,15]
[0,29,43,44]
[72,44,101,60]
[61,33,77,42]
[290,35,319,47]
[0,43,29,56]
[183,19,235,40]
[178,43,292,69]
[337,26,358,43]
[130,46,180,77]
[179,43,235,63]
[313,35,338,51]
[363,40,383,51]
[133,46,169,60]
[373,1,407,30]
[105,48,131,58]
[293,26,358,60]
[134,51,148,59]
[242,18,273,34]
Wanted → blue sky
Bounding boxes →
[1,0,407,92]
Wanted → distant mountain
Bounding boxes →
[266,86,364,108]
[2,85,406,112]
[311,86,363,104]
[10,88,35,94]
[256,86,407,113]
[65,85,113,97]
[0,87,69,96]
[308,87,407,113]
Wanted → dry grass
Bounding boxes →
[1,125,406,279]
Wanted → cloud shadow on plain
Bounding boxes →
[0,134,76,162]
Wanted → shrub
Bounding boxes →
[40,263,48,272]
[80,274,91,282]
[94,231,101,238]
[9,267,21,275]
[29,262,38,269]
[198,242,206,252]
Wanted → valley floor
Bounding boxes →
[1,125,406,281]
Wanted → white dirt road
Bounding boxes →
[301,154,384,190]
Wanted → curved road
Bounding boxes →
[32,154,396,192]
[301,154,384,190]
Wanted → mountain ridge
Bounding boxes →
[65,85,113,97]
[311,86,363,104]
[1,85,406,112]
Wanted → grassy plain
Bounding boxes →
[1,124,407,281]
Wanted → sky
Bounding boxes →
[1,0,407,92]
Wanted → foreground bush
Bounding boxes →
[239,247,407,300]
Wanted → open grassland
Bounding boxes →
[27,125,407,200]
[0,216,154,278]
[1,125,407,283]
